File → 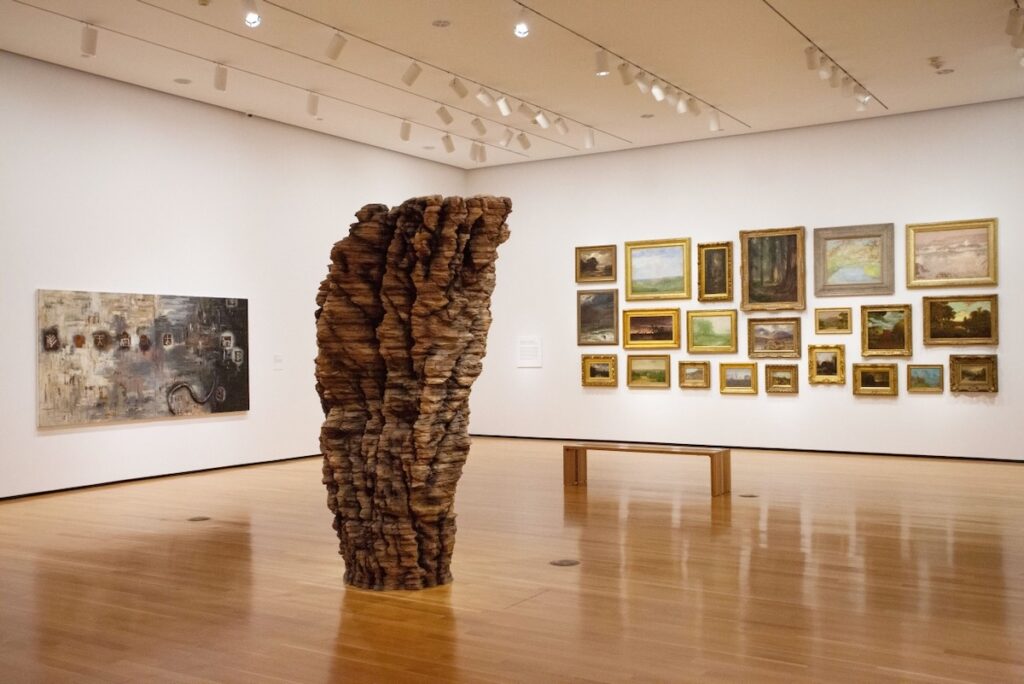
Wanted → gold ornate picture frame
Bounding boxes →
[861,304,912,357]
[739,226,806,311]
[950,354,998,393]
[581,354,617,387]
[852,363,898,396]
[575,244,617,283]
[627,354,671,388]
[747,317,801,358]
[923,295,997,346]
[907,364,943,393]
[697,241,733,302]
[686,309,737,353]
[623,308,681,349]
[765,364,798,394]
[906,218,998,288]
[808,344,845,384]
[814,307,853,334]
[720,363,758,394]
[625,238,691,301]
[678,361,711,389]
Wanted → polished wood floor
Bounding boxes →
[1,438,1023,683]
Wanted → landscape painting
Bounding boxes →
[581,354,617,387]
[577,289,618,345]
[575,244,616,283]
[740,227,806,310]
[687,310,737,353]
[698,242,732,301]
[623,309,680,349]
[720,363,757,394]
[907,219,997,288]
[862,304,912,356]
[923,295,998,345]
[813,224,894,296]
[908,365,943,393]
[678,361,710,388]
[627,355,671,388]
[747,317,801,358]
[808,344,845,384]
[625,238,691,300]
[37,289,250,427]
[765,364,798,394]
[950,355,998,393]
[815,307,852,334]
[853,364,898,396]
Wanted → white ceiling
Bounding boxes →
[2,0,1023,169]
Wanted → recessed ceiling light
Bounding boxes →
[936,68,955,75]
[173,77,191,85]
[432,19,451,28]
[640,113,654,119]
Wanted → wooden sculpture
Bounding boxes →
[315,195,511,590]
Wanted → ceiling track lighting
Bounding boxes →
[496,96,512,117]
[242,0,261,28]
[499,128,514,147]
[650,81,666,102]
[828,65,841,88]
[856,100,867,113]
[841,76,854,96]
[1007,8,1024,36]
[471,117,487,135]
[470,142,487,163]
[595,49,611,77]
[516,132,531,150]
[441,134,455,153]
[475,88,495,107]
[401,61,422,87]
[449,77,469,99]
[517,102,537,120]
[675,97,688,114]
[534,111,551,129]
[554,117,568,135]
[306,91,320,118]
[436,106,454,125]
[817,57,831,80]
[514,7,530,38]
[213,63,228,91]
[325,33,347,60]
[634,72,651,94]
[400,120,411,141]
[804,46,819,70]
[617,62,635,86]
[685,97,701,116]
[80,24,98,57]
[708,109,722,133]
[853,85,871,104]
[583,128,595,149]
[665,89,679,108]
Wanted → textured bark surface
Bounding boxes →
[315,195,511,590]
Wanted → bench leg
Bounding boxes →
[721,450,731,495]
[562,447,588,486]
[709,451,732,496]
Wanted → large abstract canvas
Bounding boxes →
[38,289,249,427]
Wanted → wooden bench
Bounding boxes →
[562,442,731,497]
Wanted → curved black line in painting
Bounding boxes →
[166,375,221,415]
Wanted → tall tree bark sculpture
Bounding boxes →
[315,195,511,590]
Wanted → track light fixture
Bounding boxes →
[1007,8,1024,36]
[475,88,495,107]
[242,0,261,28]
[804,46,819,70]
[617,62,634,86]
[675,97,688,114]
[665,89,679,108]
[496,96,512,117]
[306,91,320,118]
[554,117,569,135]
[595,49,611,77]
[685,97,700,116]
[516,132,531,150]
[400,120,411,141]
[401,61,422,86]
[534,111,551,129]
[449,77,469,98]
[471,118,487,135]
[634,72,651,94]
[499,128,514,147]
[517,102,537,120]
[213,63,228,91]
[829,66,841,88]
[514,7,530,38]
[442,134,455,153]
[326,33,347,60]
[708,109,721,133]
[803,44,873,111]
[583,128,595,149]
[817,57,831,80]
[650,81,666,102]
[478,144,487,163]
[856,100,867,113]
[854,85,871,104]
[436,106,454,125]
[841,76,854,96]
[80,24,98,57]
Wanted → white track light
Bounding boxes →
[499,128,514,147]
[516,132,531,150]
[80,24,98,57]
[650,81,666,102]
[675,96,688,114]
[554,117,568,135]
[709,109,721,132]
[213,64,228,91]
[817,56,831,80]
[470,142,481,162]
[841,76,854,96]
[400,120,411,141]
[685,97,701,116]
[475,88,495,107]
[436,106,454,125]
[326,33,347,60]
[517,102,537,120]
[804,46,819,70]
[242,0,261,28]
[635,72,651,94]
[1007,8,1024,36]
[595,49,611,77]
[583,128,595,149]
[856,100,867,112]
[534,111,550,129]
[401,61,422,86]
[854,85,871,104]
[472,142,487,163]
[665,88,679,108]
[514,7,529,38]
[471,117,487,135]
[496,96,512,116]
[829,65,841,88]
[442,134,455,153]
[617,62,634,85]
[306,92,319,118]
[449,77,469,98]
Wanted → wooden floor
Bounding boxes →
[1,438,1023,683]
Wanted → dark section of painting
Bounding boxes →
[703,249,728,295]
[748,234,800,303]
[927,301,993,340]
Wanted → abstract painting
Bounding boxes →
[907,218,998,288]
[38,289,249,427]
[813,223,894,296]
[740,227,806,311]
[576,289,619,345]
[625,238,691,300]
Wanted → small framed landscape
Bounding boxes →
[923,295,998,346]
[581,355,617,387]
[853,363,898,396]
[625,238,691,301]
[678,361,711,389]
[815,307,852,334]
[907,218,998,288]
[808,344,845,384]
[623,308,681,349]
[577,289,618,345]
[765,364,798,394]
[861,304,912,357]
[627,354,671,389]
[950,355,998,393]
[747,317,801,358]
[907,365,943,394]
[697,241,733,302]
[720,363,758,394]
[686,309,737,353]
[813,223,895,297]
[739,226,806,311]
[575,244,617,283]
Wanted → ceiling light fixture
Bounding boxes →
[475,87,495,107]
[675,97,688,114]
[80,24,98,57]
[583,128,595,149]
[856,100,867,113]
[499,128,514,147]
[841,76,854,96]
[400,120,411,141]
[306,91,320,118]
[514,7,530,38]
[1006,8,1024,36]
[436,106,454,125]
[442,134,455,153]
[829,65,841,88]
[326,33,347,60]
[617,62,634,86]
[554,117,568,135]
[449,77,469,98]
[213,63,228,91]
[665,88,679,108]
[685,97,701,116]
[401,61,422,86]
[708,109,722,132]
[650,81,666,102]
[516,132,531,150]
[471,117,487,135]
[534,111,551,129]
[496,96,512,116]
[595,49,611,77]
[817,57,831,80]
[242,0,261,28]
[517,102,537,120]
[804,46,819,70]
[853,85,871,104]
[634,72,651,94]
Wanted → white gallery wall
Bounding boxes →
[0,52,465,498]
[467,97,1023,460]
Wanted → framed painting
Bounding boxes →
[907,218,998,288]
[813,223,895,297]
[697,241,733,302]
[852,363,898,396]
[686,309,737,353]
[625,238,691,300]
[739,226,806,311]
[907,364,943,393]
[627,355,671,388]
[923,295,998,346]
[861,304,912,357]
[575,244,616,283]
[623,308,681,349]
[720,363,758,394]
[814,307,852,334]
[808,344,845,384]
[765,364,798,394]
[950,355,998,393]
[678,361,711,389]
[747,317,801,358]
[576,289,618,345]
[581,354,617,387]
